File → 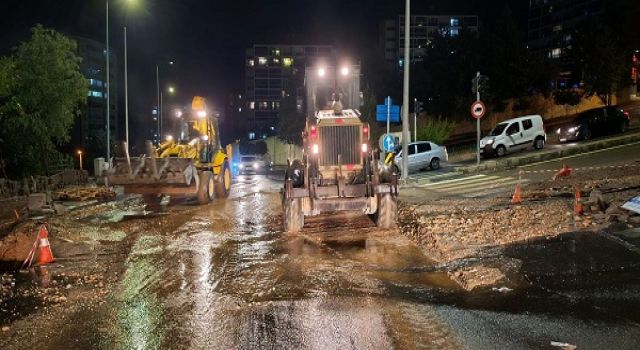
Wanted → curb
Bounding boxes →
[457,132,640,174]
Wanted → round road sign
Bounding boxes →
[471,101,486,119]
[381,134,396,152]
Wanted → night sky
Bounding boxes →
[1,0,526,137]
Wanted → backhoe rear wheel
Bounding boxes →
[197,171,215,205]
[376,193,397,229]
[215,162,231,198]
[284,198,304,233]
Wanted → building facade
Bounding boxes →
[380,15,479,66]
[74,36,118,158]
[528,0,604,59]
[244,44,336,139]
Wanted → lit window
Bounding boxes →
[450,18,459,27]
[248,132,256,140]
[450,28,459,36]
[88,91,103,98]
[238,107,242,112]
[249,101,255,110]
[273,58,280,64]
[398,59,404,68]
[551,48,562,58]
[260,101,268,109]
[247,59,255,67]
[274,49,280,56]
[258,57,268,65]
[553,25,562,32]
[283,57,293,67]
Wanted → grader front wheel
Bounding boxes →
[376,193,397,229]
[284,198,304,233]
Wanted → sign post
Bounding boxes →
[471,72,489,165]
[470,93,486,165]
[376,97,400,133]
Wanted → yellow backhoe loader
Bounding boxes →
[106,96,232,205]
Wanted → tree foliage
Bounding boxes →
[0,25,88,177]
[416,117,456,145]
[567,20,626,98]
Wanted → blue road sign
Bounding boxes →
[382,134,396,152]
[376,105,400,122]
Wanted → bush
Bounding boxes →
[416,117,457,144]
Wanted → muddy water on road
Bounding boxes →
[82,176,462,349]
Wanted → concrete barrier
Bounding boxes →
[458,131,640,174]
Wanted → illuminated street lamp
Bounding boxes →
[156,61,175,142]
[340,66,350,76]
[318,67,326,77]
[175,109,183,118]
[168,86,175,94]
[77,150,84,170]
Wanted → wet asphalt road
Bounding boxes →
[4,174,640,349]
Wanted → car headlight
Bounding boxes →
[486,138,494,145]
[567,126,580,133]
[239,164,244,169]
[253,162,259,169]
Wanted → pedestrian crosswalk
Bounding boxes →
[408,172,526,198]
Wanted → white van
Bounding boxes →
[480,115,546,158]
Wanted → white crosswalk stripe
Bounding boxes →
[412,173,527,198]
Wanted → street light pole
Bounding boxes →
[156,64,160,142]
[124,26,129,147]
[105,0,111,161]
[401,0,411,180]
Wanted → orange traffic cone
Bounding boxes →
[511,183,522,205]
[36,225,54,265]
[552,163,572,180]
[574,187,584,216]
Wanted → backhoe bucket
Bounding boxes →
[106,156,198,195]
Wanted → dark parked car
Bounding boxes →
[556,106,630,142]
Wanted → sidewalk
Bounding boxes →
[456,131,640,174]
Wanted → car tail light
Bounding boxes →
[624,111,630,119]
[310,125,317,140]
[363,125,370,140]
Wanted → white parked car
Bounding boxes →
[394,141,449,174]
[480,115,546,158]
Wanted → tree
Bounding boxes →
[567,21,626,100]
[0,25,88,177]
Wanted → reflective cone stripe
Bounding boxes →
[36,225,54,265]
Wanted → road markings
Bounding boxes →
[415,173,527,198]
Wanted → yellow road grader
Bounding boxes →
[106,96,232,205]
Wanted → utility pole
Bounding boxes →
[413,98,417,142]
[156,65,160,142]
[401,0,411,180]
[105,0,110,161]
[124,26,129,147]
[476,71,481,165]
